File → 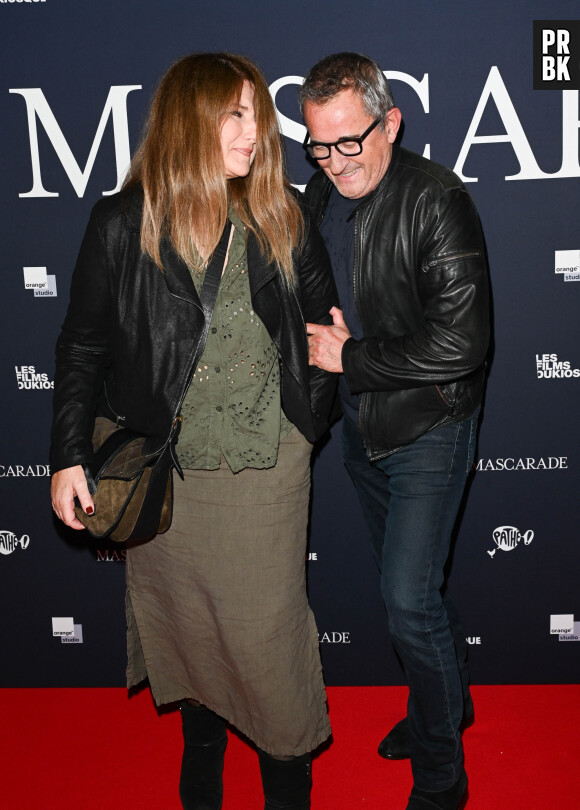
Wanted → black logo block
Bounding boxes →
[533,20,580,89]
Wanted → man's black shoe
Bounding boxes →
[406,769,468,809]
[378,694,474,760]
[378,716,411,760]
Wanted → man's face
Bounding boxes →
[303,89,400,199]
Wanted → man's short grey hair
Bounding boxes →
[298,52,395,127]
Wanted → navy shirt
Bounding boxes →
[318,186,365,427]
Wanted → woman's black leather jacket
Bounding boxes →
[305,145,490,461]
[50,187,338,473]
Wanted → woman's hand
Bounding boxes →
[51,465,94,530]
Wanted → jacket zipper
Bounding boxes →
[435,384,453,407]
[103,381,126,427]
[352,209,371,448]
[164,292,206,476]
[291,285,313,397]
[423,251,480,270]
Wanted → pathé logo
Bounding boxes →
[0,531,30,555]
[488,526,534,558]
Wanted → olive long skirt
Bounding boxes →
[125,427,331,756]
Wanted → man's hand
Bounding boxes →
[306,307,351,373]
[51,465,94,530]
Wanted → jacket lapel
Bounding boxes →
[159,238,202,308]
[123,184,201,307]
[247,232,278,297]
[246,232,308,394]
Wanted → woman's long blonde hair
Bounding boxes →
[125,52,303,283]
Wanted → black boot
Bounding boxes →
[378,692,475,760]
[258,749,312,810]
[179,700,227,810]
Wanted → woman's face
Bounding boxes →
[220,81,257,179]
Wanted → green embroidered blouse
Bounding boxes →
[177,209,291,472]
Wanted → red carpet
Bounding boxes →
[2,685,577,808]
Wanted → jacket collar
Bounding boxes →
[122,184,145,233]
[159,239,202,307]
[160,225,278,307]
[122,184,201,307]
[123,184,278,303]
[247,231,278,296]
[350,142,401,213]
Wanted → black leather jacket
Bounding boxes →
[50,187,338,473]
[305,145,490,461]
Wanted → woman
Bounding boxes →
[50,53,337,810]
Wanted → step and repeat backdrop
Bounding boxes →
[1,0,579,688]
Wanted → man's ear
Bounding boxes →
[385,107,402,143]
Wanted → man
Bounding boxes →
[300,53,489,810]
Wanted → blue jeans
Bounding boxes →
[342,412,479,790]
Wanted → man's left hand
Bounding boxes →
[306,307,351,373]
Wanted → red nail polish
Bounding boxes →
[86,506,94,515]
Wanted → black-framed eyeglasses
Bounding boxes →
[302,118,381,161]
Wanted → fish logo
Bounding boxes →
[0,531,30,556]
[488,526,534,558]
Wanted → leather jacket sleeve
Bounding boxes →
[342,187,489,394]
[296,204,339,435]
[50,202,115,472]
